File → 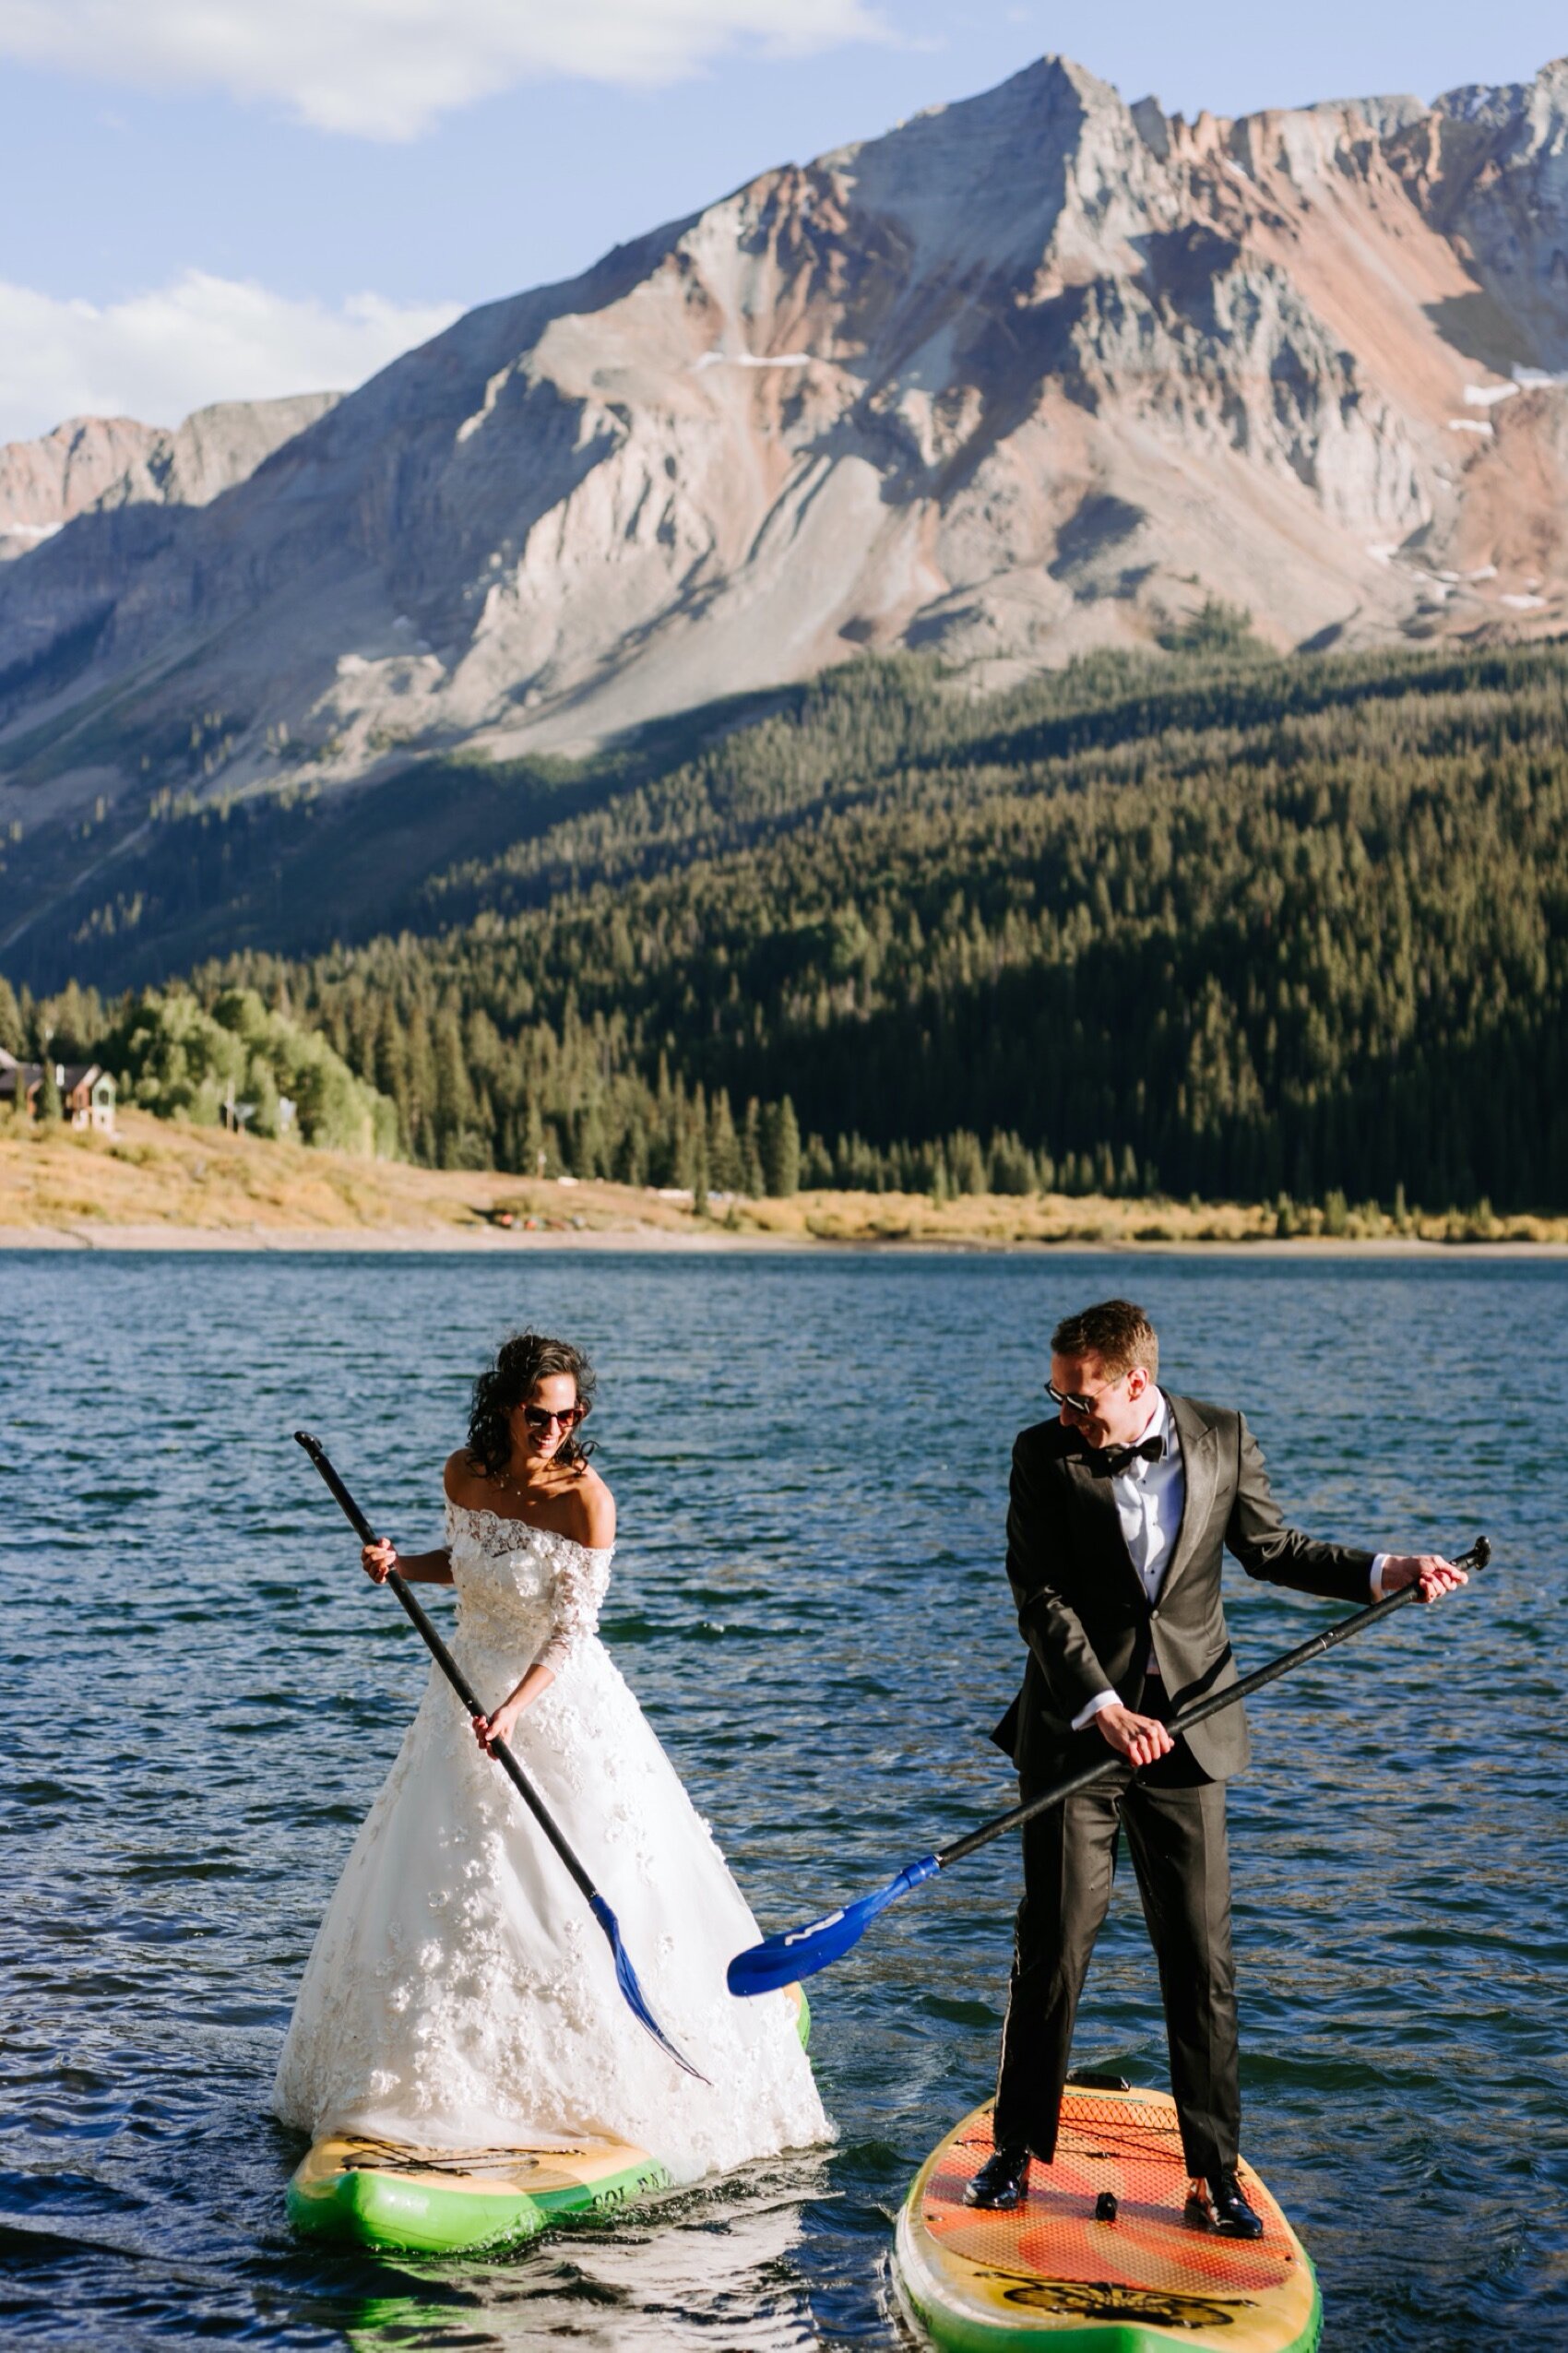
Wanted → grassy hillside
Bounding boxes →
[5,1110,1557,1247]
[0,1107,719,1242]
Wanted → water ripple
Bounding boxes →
[2,1249,1564,2346]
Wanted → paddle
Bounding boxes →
[293,1430,708,2081]
[728,1535,1490,1996]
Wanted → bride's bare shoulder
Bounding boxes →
[443,1450,485,1506]
[569,1460,616,1549]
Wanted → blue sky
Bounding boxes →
[0,0,1562,442]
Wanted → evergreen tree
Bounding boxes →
[740,1098,765,1196]
[949,1129,986,1194]
[761,1095,802,1196]
[49,980,101,1059]
[707,1087,741,1192]
[613,1118,648,1186]
[404,1005,438,1162]
[523,1096,547,1178]
[374,999,410,1151]
[433,998,477,1164]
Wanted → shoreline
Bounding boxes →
[5,1222,1566,1258]
[7,1114,1566,1257]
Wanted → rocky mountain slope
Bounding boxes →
[1,53,1565,854]
[0,394,339,562]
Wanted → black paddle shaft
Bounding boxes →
[936,1536,1490,1868]
[292,1430,600,1909]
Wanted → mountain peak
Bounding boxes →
[0,50,1564,825]
[807,51,1158,287]
[1435,53,1568,125]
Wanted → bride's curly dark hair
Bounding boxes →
[466,1330,598,1477]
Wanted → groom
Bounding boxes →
[968,1298,1466,2233]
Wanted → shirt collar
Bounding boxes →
[1111,1387,1170,1475]
[1074,1388,1172,1471]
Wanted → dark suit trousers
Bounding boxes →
[992,1742,1240,2179]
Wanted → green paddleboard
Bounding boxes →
[285,1982,811,2254]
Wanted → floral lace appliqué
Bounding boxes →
[273,1493,830,2183]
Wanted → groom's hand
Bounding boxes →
[1380,1552,1467,1603]
[1095,1705,1175,1767]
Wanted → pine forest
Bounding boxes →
[6,632,1568,1218]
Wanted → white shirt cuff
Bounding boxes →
[1071,1689,1120,1731]
[1370,1553,1389,1600]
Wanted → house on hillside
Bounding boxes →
[0,1049,117,1134]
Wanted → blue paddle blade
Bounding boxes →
[589,1895,709,2082]
[726,1855,942,1997]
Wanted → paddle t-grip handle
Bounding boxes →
[294,1429,379,1548]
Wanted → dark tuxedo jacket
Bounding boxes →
[992,1392,1375,1783]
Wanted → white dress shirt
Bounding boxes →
[1070,1391,1387,1730]
[1108,1388,1185,1605]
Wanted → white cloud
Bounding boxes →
[0,269,461,443]
[0,0,888,139]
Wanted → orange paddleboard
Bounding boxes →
[894,2083,1321,2352]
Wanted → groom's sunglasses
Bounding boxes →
[1046,1377,1124,1417]
[523,1402,583,1432]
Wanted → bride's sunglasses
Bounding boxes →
[522,1401,584,1433]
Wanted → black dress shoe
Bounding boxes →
[963,2144,1032,2209]
[1187,2169,1264,2239]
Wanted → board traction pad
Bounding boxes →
[895,2085,1322,2352]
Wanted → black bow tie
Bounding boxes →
[1090,1435,1164,1478]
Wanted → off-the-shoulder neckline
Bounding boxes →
[447,1499,612,1557]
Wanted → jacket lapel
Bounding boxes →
[1158,1392,1218,1603]
[1063,1444,1146,1608]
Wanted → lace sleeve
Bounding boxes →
[536,1541,614,1677]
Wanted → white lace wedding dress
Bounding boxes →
[273,1501,828,2182]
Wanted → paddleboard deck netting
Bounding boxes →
[926,2099,1294,2295]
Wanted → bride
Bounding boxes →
[273,1329,828,2182]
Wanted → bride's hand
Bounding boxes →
[475,1701,523,1755]
[362,1539,398,1584]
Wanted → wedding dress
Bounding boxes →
[273,1501,828,2182]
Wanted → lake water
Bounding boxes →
[3,1248,1564,2349]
